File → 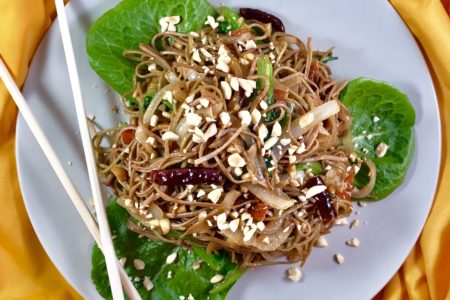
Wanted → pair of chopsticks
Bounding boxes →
[53,0,128,298]
[0,1,141,299]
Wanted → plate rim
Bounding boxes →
[14,0,442,299]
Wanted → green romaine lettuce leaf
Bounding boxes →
[340,78,416,201]
[91,201,244,300]
[86,0,217,94]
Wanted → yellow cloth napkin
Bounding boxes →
[376,0,450,299]
[0,0,448,299]
[0,1,82,299]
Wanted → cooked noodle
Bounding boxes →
[93,20,373,268]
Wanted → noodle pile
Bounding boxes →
[93,18,373,268]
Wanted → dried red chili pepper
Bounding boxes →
[304,176,336,225]
[148,167,224,186]
[239,8,285,32]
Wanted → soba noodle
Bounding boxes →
[93,20,374,267]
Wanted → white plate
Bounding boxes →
[16,0,440,299]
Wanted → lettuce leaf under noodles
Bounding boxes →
[91,201,244,300]
[86,0,217,94]
[340,78,415,201]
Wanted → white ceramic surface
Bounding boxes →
[16,0,440,299]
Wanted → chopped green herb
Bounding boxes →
[142,90,156,110]
[155,38,165,51]
[219,7,241,31]
[354,161,370,189]
[126,96,138,107]
[312,52,338,64]
[322,56,338,63]
[264,157,273,175]
[163,100,173,111]
[143,96,152,110]
[296,162,324,175]
[279,103,294,128]
[218,21,231,34]
[251,26,265,42]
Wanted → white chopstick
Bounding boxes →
[53,1,124,299]
[0,58,141,300]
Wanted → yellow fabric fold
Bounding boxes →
[377,1,450,299]
[0,0,81,299]
[0,0,448,299]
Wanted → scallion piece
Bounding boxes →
[296,162,325,175]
